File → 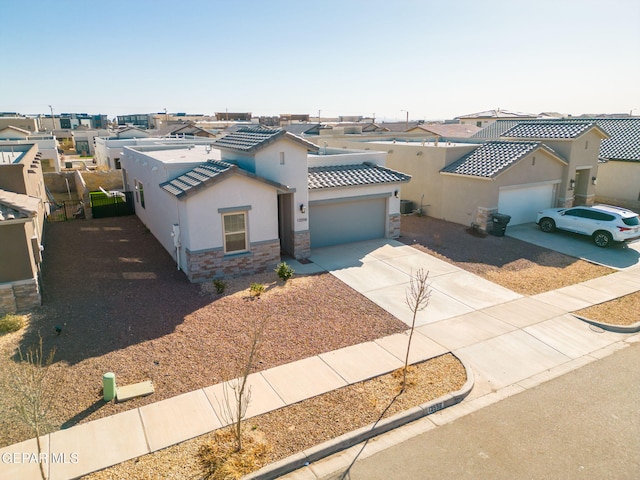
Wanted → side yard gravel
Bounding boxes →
[399,215,615,294]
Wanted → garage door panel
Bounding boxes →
[310,198,386,248]
[498,184,554,226]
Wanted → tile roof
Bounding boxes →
[160,160,235,197]
[308,163,411,189]
[456,109,538,119]
[473,118,640,161]
[501,122,595,139]
[212,126,319,154]
[409,123,482,138]
[440,141,561,178]
[0,189,39,221]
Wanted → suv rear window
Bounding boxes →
[622,216,640,226]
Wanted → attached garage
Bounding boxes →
[498,183,557,225]
[309,196,386,248]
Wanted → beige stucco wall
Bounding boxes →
[440,149,566,226]
[310,136,477,219]
[511,129,603,207]
[595,160,640,209]
[0,221,36,283]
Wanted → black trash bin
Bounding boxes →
[490,213,511,237]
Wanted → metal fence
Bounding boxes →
[47,201,85,222]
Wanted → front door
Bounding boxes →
[277,193,294,256]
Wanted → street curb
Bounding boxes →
[573,314,640,334]
[243,355,475,480]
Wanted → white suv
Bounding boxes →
[536,204,640,247]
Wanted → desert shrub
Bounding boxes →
[274,262,294,282]
[0,314,25,333]
[249,283,265,298]
[213,279,227,294]
[198,428,270,480]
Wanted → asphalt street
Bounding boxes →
[321,342,640,480]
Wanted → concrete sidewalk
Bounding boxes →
[2,240,640,480]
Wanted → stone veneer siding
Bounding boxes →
[293,230,310,260]
[186,239,280,282]
[474,207,498,233]
[0,279,41,315]
[388,213,401,238]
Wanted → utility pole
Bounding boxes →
[401,110,409,131]
[48,104,55,131]
[318,109,321,124]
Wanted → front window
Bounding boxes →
[223,212,248,253]
[135,179,145,209]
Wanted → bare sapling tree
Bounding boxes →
[402,268,431,392]
[221,313,267,453]
[7,336,58,480]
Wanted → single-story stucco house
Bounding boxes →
[119,127,410,281]
[312,121,608,230]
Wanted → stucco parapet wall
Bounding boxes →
[186,239,280,282]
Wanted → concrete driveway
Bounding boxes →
[307,238,522,327]
[506,222,640,270]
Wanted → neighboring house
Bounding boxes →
[94,135,217,170]
[283,123,322,136]
[117,114,155,129]
[0,144,47,315]
[0,126,62,172]
[119,127,410,281]
[154,122,217,138]
[407,123,482,138]
[0,116,39,132]
[71,127,111,156]
[474,118,640,210]
[456,109,539,128]
[313,122,608,230]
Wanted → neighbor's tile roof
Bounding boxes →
[501,122,595,139]
[212,126,319,154]
[440,141,559,178]
[473,118,640,161]
[160,160,235,197]
[308,163,411,189]
[0,189,39,221]
[594,119,640,161]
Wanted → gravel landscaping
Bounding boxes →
[399,215,615,295]
[0,217,405,449]
[85,354,466,480]
[574,291,640,326]
[0,213,628,479]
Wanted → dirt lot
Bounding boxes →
[399,215,615,295]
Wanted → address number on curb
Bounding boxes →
[427,401,445,415]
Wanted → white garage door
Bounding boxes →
[498,183,555,226]
[309,197,386,248]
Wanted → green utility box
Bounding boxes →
[103,372,116,401]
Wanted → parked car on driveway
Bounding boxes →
[536,204,640,247]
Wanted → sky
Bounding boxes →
[1,0,639,121]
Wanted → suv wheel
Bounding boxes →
[593,231,612,248]
[539,218,556,233]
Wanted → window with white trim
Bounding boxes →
[135,179,145,208]
[222,212,248,253]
